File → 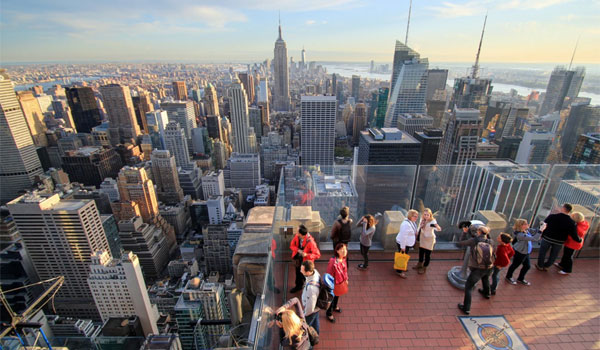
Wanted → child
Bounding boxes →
[505,219,542,286]
[486,233,514,296]
[357,214,377,270]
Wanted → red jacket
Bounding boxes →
[289,234,321,261]
[327,257,348,285]
[565,221,589,250]
[494,243,515,268]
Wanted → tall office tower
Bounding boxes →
[451,77,493,110]
[228,153,261,196]
[384,42,428,127]
[132,92,154,133]
[203,83,220,116]
[228,77,251,153]
[164,121,191,168]
[66,86,102,133]
[331,74,337,95]
[0,71,43,204]
[539,66,585,116]
[88,251,159,335]
[17,91,48,147]
[426,69,448,101]
[99,84,141,145]
[151,150,184,204]
[202,170,225,199]
[191,128,205,154]
[7,193,109,320]
[257,77,269,104]
[117,217,171,282]
[357,128,421,165]
[495,136,522,161]
[258,103,270,135]
[396,114,434,136]
[172,81,188,101]
[437,107,481,165]
[61,146,123,187]
[238,73,255,104]
[273,19,291,111]
[183,281,228,347]
[351,75,360,101]
[301,46,307,69]
[414,128,443,165]
[570,133,599,164]
[249,107,263,139]
[220,116,232,147]
[160,101,197,140]
[203,225,232,275]
[206,114,223,141]
[561,102,600,160]
[175,278,209,350]
[515,131,554,164]
[52,99,77,131]
[213,141,228,170]
[300,95,336,166]
[352,103,367,146]
[146,110,169,148]
[374,87,389,128]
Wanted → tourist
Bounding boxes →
[300,260,321,333]
[456,225,494,315]
[289,225,321,294]
[330,206,352,248]
[488,233,514,295]
[326,243,348,323]
[395,209,419,278]
[273,297,310,350]
[357,214,377,270]
[556,212,590,275]
[536,203,581,271]
[414,208,441,274]
[505,219,541,286]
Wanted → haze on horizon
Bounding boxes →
[1,0,598,64]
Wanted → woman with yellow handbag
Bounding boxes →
[326,243,348,323]
[395,209,419,278]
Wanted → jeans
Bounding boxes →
[537,239,563,268]
[490,266,502,292]
[326,296,339,317]
[294,264,305,289]
[305,311,320,334]
[396,244,411,254]
[360,243,370,267]
[506,251,531,281]
[418,248,432,267]
[558,247,576,273]
[463,267,492,311]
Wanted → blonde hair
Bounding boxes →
[422,208,434,222]
[281,309,304,344]
[513,219,528,232]
[571,212,585,223]
[407,209,419,220]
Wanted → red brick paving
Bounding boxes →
[281,257,600,349]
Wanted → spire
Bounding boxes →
[568,36,579,70]
[278,11,282,39]
[405,0,412,46]
[471,12,487,79]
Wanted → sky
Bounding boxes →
[1,0,599,64]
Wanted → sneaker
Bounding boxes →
[397,271,407,279]
[554,263,564,270]
[357,264,367,270]
[535,263,548,271]
[517,280,531,286]
[478,288,490,299]
[457,304,470,315]
[289,286,302,293]
[505,277,517,285]
[558,270,570,275]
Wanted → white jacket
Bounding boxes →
[302,270,320,316]
[396,219,417,249]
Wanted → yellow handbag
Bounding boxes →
[394,252,410,271]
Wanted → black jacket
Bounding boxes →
[542,213,580,245]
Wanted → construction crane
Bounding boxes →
[0,276,64,348]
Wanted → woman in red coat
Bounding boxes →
[556,212,590,274]
[326,243,348,323]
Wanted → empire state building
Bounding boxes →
[273,20,291,111]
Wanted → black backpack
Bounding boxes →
[308,278,334,310]
[338,219,352,243]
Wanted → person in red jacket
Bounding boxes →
[556,212,590,275]
[485,233,515,297]
[326,243,348,323]
[289,225,321,293]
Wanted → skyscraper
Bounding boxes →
[351,75,360,101]
[172,81,188,101]
[99,84,142,145]
[0,70,43,204]
[228,77,251,153]
[414,128,443,165]
[238,72,255,105]
[61,146,123,187]
[515,131,554,164]
[132,91,154,133]
[426,69,448,101]
[437,107,481,165]
[357,128,422,165]
[561,102,600,160]
[66,86,102,133]
[273,19,291,111]
[300,95,336,166]
[204,83,220,116]
[203,225,232,275]
[164,121,191,168]
[539,66,585,116]
[228,153,261,196]
[352,103,367,146]
[206,114,223,141]
[570,133,600,164]
[374,87,389,128]
[88,251,159,335]
[7,193,109,320]
[160,101,197,140]
[201,170,225,199]
[151,149,184,204]
[17,91,48,147]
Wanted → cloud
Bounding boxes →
[221,0,362,12]
[498,0,572,10]
[305,19,316,25]
[428,0,573,18]
[427,1,489,18]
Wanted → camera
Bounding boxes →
[275,313,283,322]
[430,224,436,227]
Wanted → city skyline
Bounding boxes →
[1,0,599,64]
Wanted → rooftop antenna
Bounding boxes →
[278,11,282,39]
[405,0,412,45]
[471,12,487,79]
[568,36,579,70]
